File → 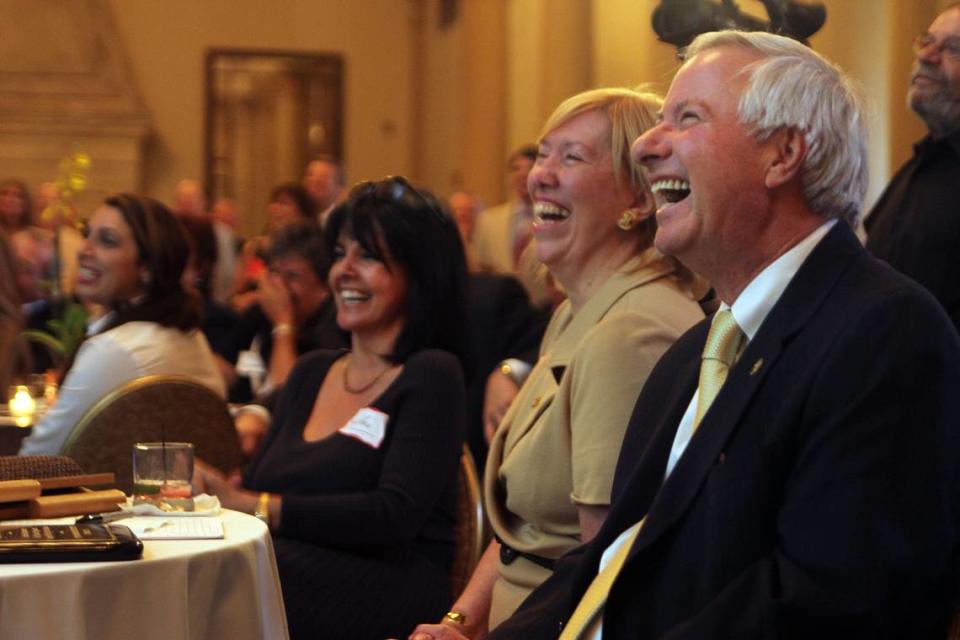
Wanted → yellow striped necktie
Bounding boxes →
[557,519,645,639]
[693,309,744,429]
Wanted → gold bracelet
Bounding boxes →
[254,492,271,527]
[443,611,468,626]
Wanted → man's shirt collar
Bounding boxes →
[725,219,837,341]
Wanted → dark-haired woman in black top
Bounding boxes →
[195,177,469,640]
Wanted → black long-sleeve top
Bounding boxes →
[865,130,960,333]
[243,348,465,570]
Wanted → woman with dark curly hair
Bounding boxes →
[19,194,224,455]
[195,176,469,640]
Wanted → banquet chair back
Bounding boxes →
[0,455,84,480]
[450,445,484,598]
[60,375,243,494]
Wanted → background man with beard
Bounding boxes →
[866,3,960,333]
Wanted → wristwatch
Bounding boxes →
[272,323,294,337]
[498,358,531,387]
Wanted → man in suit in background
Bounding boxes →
[475,30,960,640]
[865,3,960,333]
[173,178,238,304]
[472,145,552,308]
[472,145,536,277]
[303,155,345,226]
[448,190,483,270]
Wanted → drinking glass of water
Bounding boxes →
[132,442,195,511]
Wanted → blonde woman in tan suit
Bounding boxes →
[409,88,707,640]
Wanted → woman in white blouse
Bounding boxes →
[20,194,224,455]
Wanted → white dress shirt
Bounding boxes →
[20,320,225,455]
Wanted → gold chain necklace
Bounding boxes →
[342,355,392,394]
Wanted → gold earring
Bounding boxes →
[618,208,642,231]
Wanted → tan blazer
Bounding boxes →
[483,252,705,625]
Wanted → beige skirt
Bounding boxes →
[488,554,553,629]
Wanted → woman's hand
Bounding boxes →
[192,459,255,512]
[231,289,259,312]
[192,458,225,496]
[258,271,295,328]
[483,368,519,442]
[235,411,269,458]
[406,619,478,640]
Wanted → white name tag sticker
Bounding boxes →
[339,408,389,448]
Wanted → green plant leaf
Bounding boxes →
[20,329,65,357]
[23,301,89,365]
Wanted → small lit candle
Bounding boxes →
[8,386,37,418]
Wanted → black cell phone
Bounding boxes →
[0,523,143,563]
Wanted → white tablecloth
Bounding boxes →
[0,510,289,640]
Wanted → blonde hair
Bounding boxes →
[539,86,662,195]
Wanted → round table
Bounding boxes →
[0,510,288,639]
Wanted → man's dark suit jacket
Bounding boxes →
[489,223,960,639]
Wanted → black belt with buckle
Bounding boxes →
[495,535,556,571]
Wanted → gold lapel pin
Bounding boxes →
[532,396,542,408]
[749,358,764,376]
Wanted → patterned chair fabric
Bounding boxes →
[0,455,84,480]
[60,375,243,494]
[450,445,484,599]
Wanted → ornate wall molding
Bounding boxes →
[0,0,149,212]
